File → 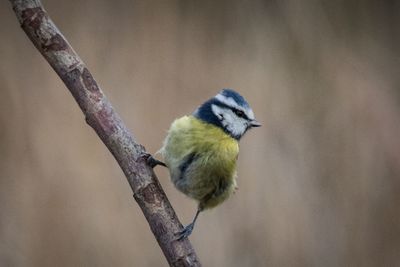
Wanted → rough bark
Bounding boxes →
[9,0,201,266]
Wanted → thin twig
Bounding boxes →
[8,0,201,266]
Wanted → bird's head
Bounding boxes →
[193,89,261,140]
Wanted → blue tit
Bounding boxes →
[155,89,260,240]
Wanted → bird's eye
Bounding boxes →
[233,109,246,118]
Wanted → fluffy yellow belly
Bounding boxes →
[160,115,239,209]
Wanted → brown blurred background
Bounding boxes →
[1,0,400,266]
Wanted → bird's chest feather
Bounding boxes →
[161,116,239,179]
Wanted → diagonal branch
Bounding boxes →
[9,0,201,266]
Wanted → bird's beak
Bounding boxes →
[250,119,261,127]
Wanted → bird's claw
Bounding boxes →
[141,153,167,168]
[176,223,194,240]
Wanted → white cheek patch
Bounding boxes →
[211,104,224,120]
[227,115,248,138]
[211,105,232,128]
[211,104,248,138]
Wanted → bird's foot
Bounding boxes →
[176,223,195,240]
[140,153,167,168]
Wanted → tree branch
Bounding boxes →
[9,0,201,266]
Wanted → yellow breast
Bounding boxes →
[160,116,239,209]
[161,115,239,169]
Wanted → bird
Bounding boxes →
[149,89,260,240]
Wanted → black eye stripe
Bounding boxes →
[213,99,249,120]
[233,109,244,117]
[232,108,248,119]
